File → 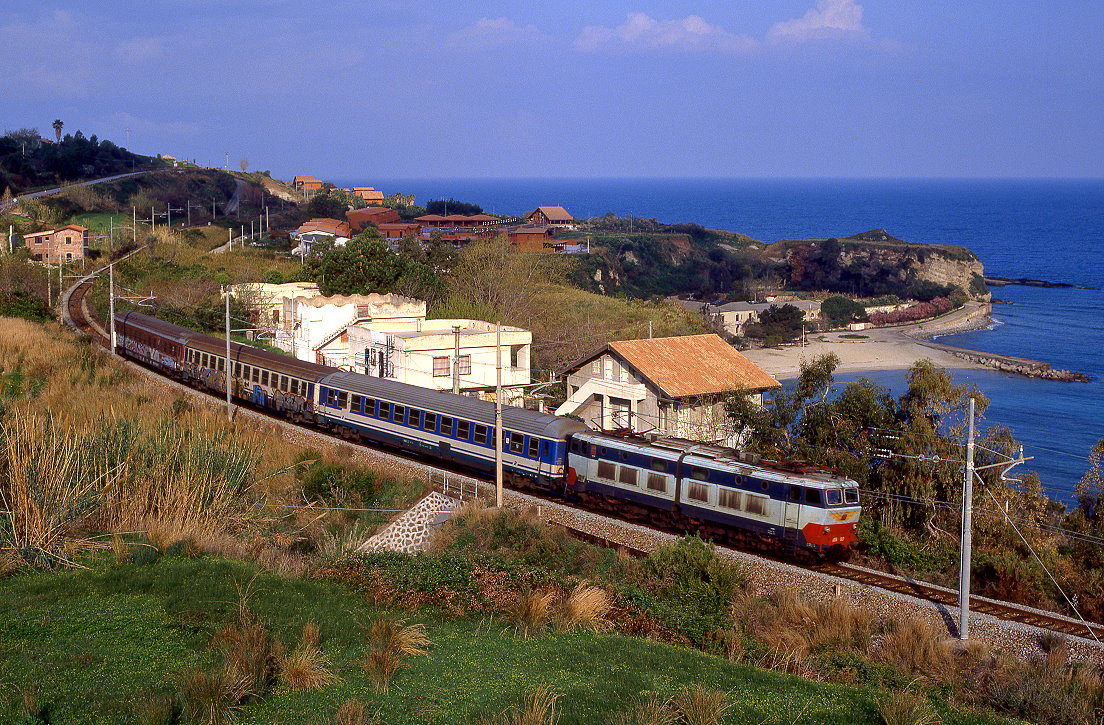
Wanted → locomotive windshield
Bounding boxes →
[844,486,859,504]
[825,489,841,505]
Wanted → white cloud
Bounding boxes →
[768,0,868,42]
[449,17,542,48]
[575,12,757,54]
[115,37,164,63]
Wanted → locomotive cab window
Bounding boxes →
[788,486,802,502]
[805,488,822,505]
[844,487,859,504]
[570,439,583,453]
[825,489,841,505]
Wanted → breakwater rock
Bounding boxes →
[936,346,1090,382]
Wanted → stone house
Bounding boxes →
[23,225,89,264]
[556,334,780,446]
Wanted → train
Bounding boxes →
[114,310,861,557]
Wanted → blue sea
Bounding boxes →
[338,178,1104,503]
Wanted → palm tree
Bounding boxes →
[52,119,63,143]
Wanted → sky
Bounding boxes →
[2,1,1102,179]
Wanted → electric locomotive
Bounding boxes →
[113,310,861,557]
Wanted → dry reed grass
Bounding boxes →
[110,532,130,563]
[132,693,175,725]
[361,617,430,693]
[876,618,952,678]
[280,622,340,691]
[558,582,611,632]
[514,589,556,638]
[877,691,941,725]
[672,685,732,725]
[335,699,376,725]
[212,606,280,700]
[607,695,679,725]
[180,668,248,725]
[479,686,560,725]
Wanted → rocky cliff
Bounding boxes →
[765,230,989,301]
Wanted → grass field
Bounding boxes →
[0,554,1017,725]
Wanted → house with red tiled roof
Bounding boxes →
[352,187,385,204]
[290,218,352,256]
[23,225,89,264]
[526,206,575,228]
[346,206,401,232]
[556,334,780,445]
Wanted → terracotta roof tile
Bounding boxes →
[607,334,780,398]
[531,206,573,221]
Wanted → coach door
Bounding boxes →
[783,485,802,531]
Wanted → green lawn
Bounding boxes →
[0,556,1016,724]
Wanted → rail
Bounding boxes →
[60,283,1104,645]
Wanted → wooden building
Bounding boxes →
[526,206,574,228]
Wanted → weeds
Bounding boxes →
[212,606,280,700]
[877,691,941,725]
[672,685,732,725]
[280,622,339,691]
[876,618,951,679]
[607,694,679,725]
[361,616,430,693]
[335,699,376,725]
[479,685,560,725]
[180,668,247,725]
[514,589,556,638]
[559,581,611,632]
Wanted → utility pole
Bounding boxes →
[132,207,137,244]
[224,152,229,170]
[452,325,461,395]
[8,225,13,254]
[648,320,653,339]
[108,264,117,354]
[495,322,504,508]
[212,200,217,220]
[958,398,977,640]
[266,206,270,234]
[228,228,233,251]
[225,288,233,422]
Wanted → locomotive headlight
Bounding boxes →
[823,526,830,534]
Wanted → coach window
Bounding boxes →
[456,420,471,440]
[407,409,420,427]
[509,436,525,454]
[393,405,405,423]
[718,488,742,510]
[378,402,391,419]
[687,481,709,502]
[262,371,271,387]
[473,425,488,445]
[252,367,260,383]
[527,438,540,458]
[788,486,801,502]
[440,416,454,436]
[805,488,822,505]
[351,395,363,413]
[201,353,208,367]
[234,362,241,377]
[423,412,437,431]
[364,398,377,416]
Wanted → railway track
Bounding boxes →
[61,272,1104,647]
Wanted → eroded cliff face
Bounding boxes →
[770,237,990,300]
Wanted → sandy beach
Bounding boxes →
[740,301,996,380]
